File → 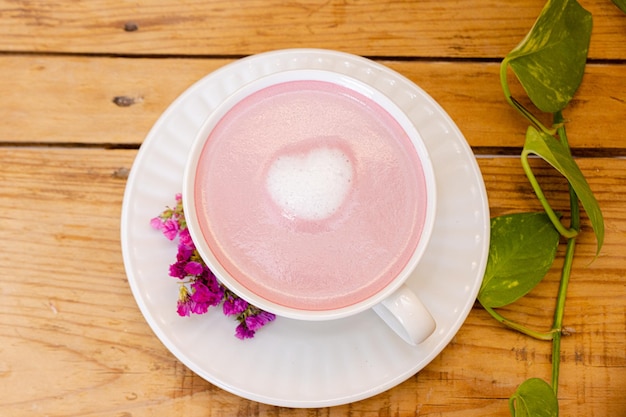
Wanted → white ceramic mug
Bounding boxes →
[183,69,437,345]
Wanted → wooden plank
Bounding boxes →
[0,55,230,145]
[0,148,624,416]
[1,55,625,150]
[0,0,624,59]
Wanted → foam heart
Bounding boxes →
[266,146,354,221]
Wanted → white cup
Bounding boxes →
[183,69,437,345]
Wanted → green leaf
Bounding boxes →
[509,378,559,417]
[503,0,592,113]
[612,0,626,14]
[523,126,604,254]
[479,213,560,308]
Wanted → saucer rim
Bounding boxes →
[120,48,490,408]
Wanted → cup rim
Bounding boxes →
[182,68,437,321]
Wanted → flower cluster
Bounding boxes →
[151,193,275,339]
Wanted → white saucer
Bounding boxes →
[120,49,490,408]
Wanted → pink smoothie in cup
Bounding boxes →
[193,79,429,311]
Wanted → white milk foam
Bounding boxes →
[265,147,353,221]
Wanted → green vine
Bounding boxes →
[476,0,616,414]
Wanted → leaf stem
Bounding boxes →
[499,60,557,136]
[550,114,580,395]
[482,304,555,341]
[550,235,577,393]
[520,150,578,239]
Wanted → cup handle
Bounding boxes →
[372,284,436,345]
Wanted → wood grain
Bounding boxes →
[0,148,624,416]
[0,0,625,59]
[1,0,625,415]
[1,55,625,151]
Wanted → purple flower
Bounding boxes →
[154,192,278,339]
[245,311,276,331]
[178,228,194,248]
[177,297,192,317]
[190,300,209,315]
[184,261,204,276]
[203,269,222,293]
[190,281,223,309]
[235,322,255,340]
[222,296,249,316]
[162,218,179,240]
[150,216,164,230]
[176,244,194,262]
[169,261,187,279]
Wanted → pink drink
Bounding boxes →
[194,80,428,311]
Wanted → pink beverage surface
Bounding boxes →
[194,80,428,311]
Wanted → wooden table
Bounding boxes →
[1,1,625,415]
